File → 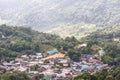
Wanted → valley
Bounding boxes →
[0,0,120,80]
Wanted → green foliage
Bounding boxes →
[0,72,31,80]
[34,74,44,80]
[0,25,80,62]
[102,55,114,64]
[84,25,120,41]
[68,50,81,62]
[0,25,63,61]
[72,73,97,80]
[73,66,120,80]
[30,65,46,72]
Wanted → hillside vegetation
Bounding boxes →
[84,25,120,41]
[47,23,97,38]
[0,25,79,61]
[0,25,59,61]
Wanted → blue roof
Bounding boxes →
[32,55,43,58]
[43,75,51,80]
[86,55,93,58]
[74,62,81,65]
[35,56,43,59]
[81,65,89,70]
[93,64,100,67]
[48,49,58,54]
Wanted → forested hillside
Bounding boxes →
[0,25,59,61]
[84,25,120,41]
[0,25,79,61]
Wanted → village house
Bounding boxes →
[47,49,58,55]
[0,48,111,80]
[113,37,120,42]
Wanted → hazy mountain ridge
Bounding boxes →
[46,23,98,38]
[0,0,120,37]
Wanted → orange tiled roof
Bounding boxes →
[40,53,65,61]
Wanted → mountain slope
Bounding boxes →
[0,0,120,36]
[0,25,62,61]
[84,25,120,41]
[46,23,97,38]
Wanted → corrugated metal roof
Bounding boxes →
[47,49,58,54]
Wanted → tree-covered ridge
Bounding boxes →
[83,25,120,41]
[0,25,61,61]
[0,25,79,61]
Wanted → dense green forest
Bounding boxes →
[84,25,120,41]
[0,25,79,62]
